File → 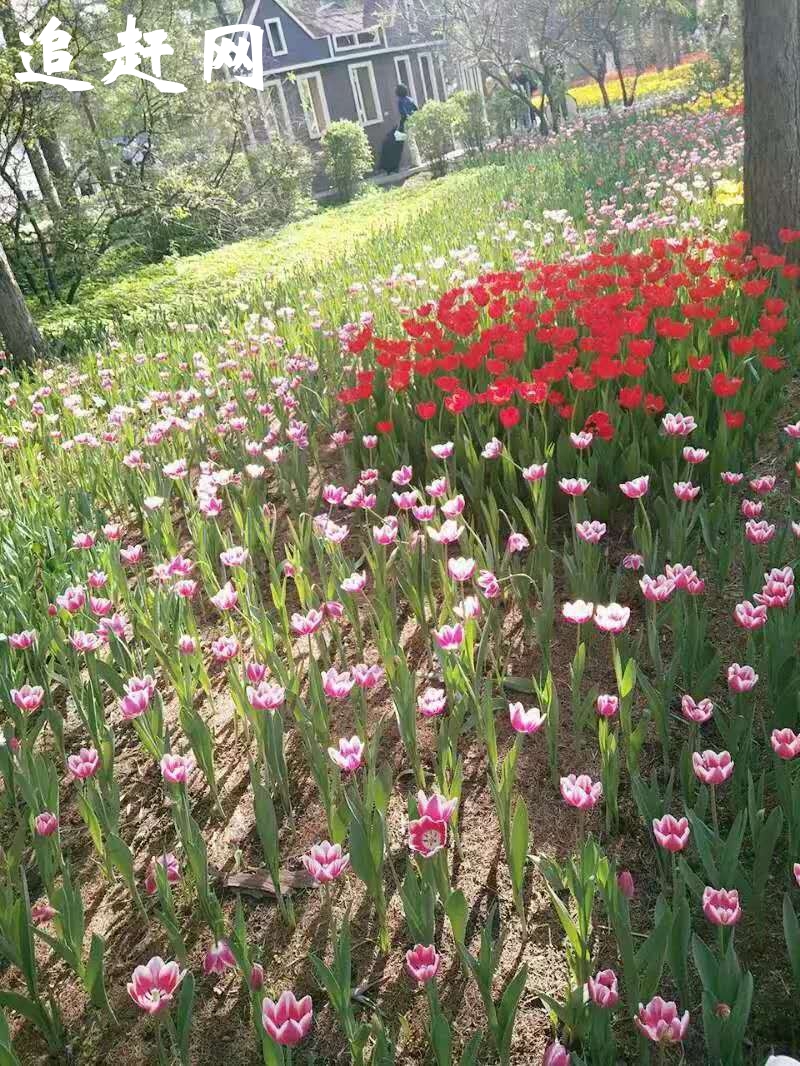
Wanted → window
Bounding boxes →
[296,71,330,138]
[333,29,380,51]
[258,80,292,137]
[265,17,287,56]
[418,52,438,101]
[394,54,417,101]
[349,61,381,125]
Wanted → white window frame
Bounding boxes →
[296,71,330,139]
[418,52,439,101]
[264,18,287,57]
[334,28,380,52]
[393,54,417,101]
[258,79,292,137]
[349,61,382,126]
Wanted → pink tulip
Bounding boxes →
[211,581,238,611]
[416,791,458,823]
[741,498,763,518]
[35,811,59,837]
[560,774,602,811]
[721,471,743,485]
[588,968,619,1008]
[431,442,454,460]
[576,520,606,544]
[640,574,676,602]
[202,940,236,975]
[128,956,185,1015]
[522,462,548,481]
[433,623,464,651]
[246,661,268,685]
[405,943,440,983]
[749,475,776,495]
[393,490,419,510]
[353,663,384,689]
[57,585,86,613]
[427,476,449,496]
[593,603,630,634]
[454,596,482,620]
[681,695,714,724]
[727,663,758,693]
[144,853,181,895]
[447,557,476,582]
[570,431,593,449]
[11,684,44,713]
[328,736,364,773]
[542,1040,571,1066]
[683,447,708,464]
[413,503,437,521]
[558,477,590,496]
[211,635,239,661]
[341,571,367,593]
[8,630,37,650]
[617,869,635,899]
[661,412,696,437]
[482,437,503,459]
[477,569,500,598]
[596,694,619,718]
[249,963,265,991]
[120,544,144,566]
[31,901,56,925]
[734,600,768,629]
[427,520,463,545]
[692,750,734,786]
[302,842,350,884]
[507,532,530,552]
[562,599,594,624]
[417,687,447,718]
[635,995,689,1044]
[744,519,775,545]
[620,475,650,498]
[391,464,413,485]
[220,546,248,568]
[702,886,741,926]
[160,753,195,785]
[70,631,103,654]
[261,991,313,1046]
[771,728,800,760]
[67,747,99,781]
[408,815,448,857]
[247,682,285,711]
[674,481,700,501]
[292,608,325,636]
[441,495,465,518]
[794,863,800,887]
[509,702,546,733]
[623,553,645,570]
[652,814,690,853]
[321,667,355,699]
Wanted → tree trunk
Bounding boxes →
[39,134,69,181]
[743,0,800,251]
[0,240,44,368]
[25,139,62,220]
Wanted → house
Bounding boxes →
[240,0,480,162]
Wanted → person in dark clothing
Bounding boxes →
[379,83,418,173]
[396,82,418,131]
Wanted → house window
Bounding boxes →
[334,29,379,51]
[258,80,292,137]
[296,71,330,138]
[394,54,417,100]
[264,18,287,57]
[418,52,438,101]
[349,61,381,125]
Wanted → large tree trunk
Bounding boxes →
[25,139,62,220]
[743,0,800,251]
[0,241,44,368]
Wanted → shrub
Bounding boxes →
[449,90,490,154]
[407,100,455,178]
[321,120,374,202]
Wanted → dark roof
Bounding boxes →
[301,4,368,36]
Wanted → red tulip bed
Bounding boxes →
[2,103,800,1066]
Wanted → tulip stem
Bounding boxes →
[709,784,719,837]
